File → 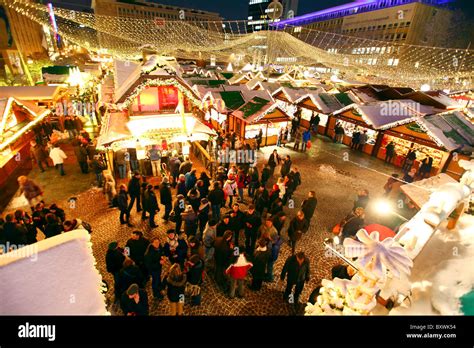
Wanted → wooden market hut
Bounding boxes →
[0,97,51,208]
[228,97,290,146]
[332,101,474,178]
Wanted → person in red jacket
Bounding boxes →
[225,253,253,299]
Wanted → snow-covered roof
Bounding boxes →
[0,97,51,152]
[0,86,65,101]
[114,60,142,103]
[246,76,265,90]
[231,97,288,123]
[228,73,250,85]
[423,91,464,110]
[334,99,437,129]
[416,111,474,151]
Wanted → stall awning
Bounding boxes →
[98,113,216,148]
[96,112,131,147]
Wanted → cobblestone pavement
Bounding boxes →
[13,135,402,316]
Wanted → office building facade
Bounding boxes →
[275,0,456,47]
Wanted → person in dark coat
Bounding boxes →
[143,185,160,228]
[120,284,149,316]
[48,203,65,222]
[197,198,210,239]
[198,172,211,197]
[179,158,193,175]
[353,189,370,209]
[30,140,50,172]
[140,183,148,221]
[106,241,126,301]
[14,210,36,245]
[280,251,310,305]
[185,254,204,305]
[216,214,232,238]
[288,211,309,255]
[385,142,396,163]
[144,237,165,299]
[90,155,106,187]
[32,201,49,233]
[228,203,245,247]
[3,214,24,246]
[208,182,225,221]
[187,188,201,212]
[403,150,417,173]
[280,155,292,178]
[249,239,271,291]
[163,229,188,267]
[169,155,181,184]
[163,263,187,315]
[117,185,132,227]
[244,204,261,255]
[176,174,188,197]
[331,264,356,280]
[159,176,172,222]
[269,197,284,216]
[125,231,150,277]
[172,195,185,234]
[341,207,366,241]
[418,156,433,179]
[247,166,259,198]
[261,165,271,187]
[213,230,234,291]
[267,150,280,177]
[43,213,63,239]
[117,259,146,296]
[271,211,287,236]
[181,205,198,237]
[253,185,269,216]
[127,172,142,213]
[73,141,89,174]
[301,191,317,225]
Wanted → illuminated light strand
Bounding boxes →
[1,0,472,90]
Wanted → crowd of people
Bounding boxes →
[103,138,324,315]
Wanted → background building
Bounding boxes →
[0,1,48,83]
[282,0,298,19]
[247,0,272,32]
[275,0,462,47]
[92,0,221,22]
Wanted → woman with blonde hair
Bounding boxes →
[163,263,187,316]
[103,172,117,207]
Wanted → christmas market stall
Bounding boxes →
[228,97,290,146]
[98,57,214,177]
[0,97,51,206]
[378,110,474,177]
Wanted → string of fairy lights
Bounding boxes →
[1,0,472,89]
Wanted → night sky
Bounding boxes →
[48,0,474,19]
